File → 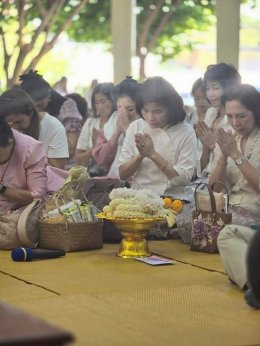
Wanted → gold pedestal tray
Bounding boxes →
[97,214,164,258]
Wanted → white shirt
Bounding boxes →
[103,111,124,177]
[197,107,232,177]
[118,118,197,199]
[77,117,101,150]
[39,113,69,158]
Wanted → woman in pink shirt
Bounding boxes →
[0,119,47,212]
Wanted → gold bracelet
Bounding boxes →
[161,160,168,171]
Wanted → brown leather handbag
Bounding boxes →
[83,178,130,243]
[190,183,232,253]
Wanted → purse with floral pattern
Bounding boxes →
[190,183,232,253]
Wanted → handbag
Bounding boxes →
[83,178,130,242]
[83,178,130,212]
[196,188,224,213]
[190,182,232,253]
[176,202,194,244]
[0,200,42,250]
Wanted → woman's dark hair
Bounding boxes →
[66,93,88,122]
[0,119,14,148]
[221,84,260,127]
[114,76,140,104]
[19,69,51,101]
[0,88,40,139]
[19,69,67,117]
[203,63,241,90]
[91,82,116,117]
[48,89,67,117]
[191,78,204,96]
[136,76,186,126]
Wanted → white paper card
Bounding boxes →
[134,255,175,266]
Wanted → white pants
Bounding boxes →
[217,225,255,289]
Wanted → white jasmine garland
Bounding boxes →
[105,188,165,219]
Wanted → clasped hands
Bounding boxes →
[195,121,241,160]
[135,133,156,158]
[216,128,241,160]
[195,121,216,150]
[116,108,131,135]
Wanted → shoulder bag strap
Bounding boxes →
[17,199,40,247]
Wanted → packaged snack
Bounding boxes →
[46,199,82,218]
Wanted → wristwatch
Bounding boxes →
[234,156,246,166]
[0,181,7,194]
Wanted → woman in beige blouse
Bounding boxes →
[211,84,260,291]
[209,84,260,217]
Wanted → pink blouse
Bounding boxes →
[58,98,82,132]
[92,129,118,169]
[0,130,47,212]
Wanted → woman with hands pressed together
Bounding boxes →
[118,77,197,199]
[75,82,115,175]
[195,63,241,179]
[92,77,140,177]
[213,85,260,292]
[209,84,260,217]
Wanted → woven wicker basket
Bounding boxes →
[38,220,103,252]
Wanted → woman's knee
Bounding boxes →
[218,224,254,246]
[217,225,236,247]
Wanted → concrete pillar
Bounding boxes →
[216,0,240,69]
[111,0,136,84]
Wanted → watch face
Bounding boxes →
[235,158,243,166]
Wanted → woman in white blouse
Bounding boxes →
[118,76,197,200]
[195,63,241,178]
[75,83,115,174]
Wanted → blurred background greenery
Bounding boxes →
[0,0,259,102]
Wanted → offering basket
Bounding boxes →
[97,213,163,258]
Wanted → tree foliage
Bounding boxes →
[0,0,88,88]
[135,0,215,78]
[0,0,216,87]
[64,0,216,79]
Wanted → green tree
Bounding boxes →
[65,0,215,80]
[136,0,215,79]
[0,0,88,88]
